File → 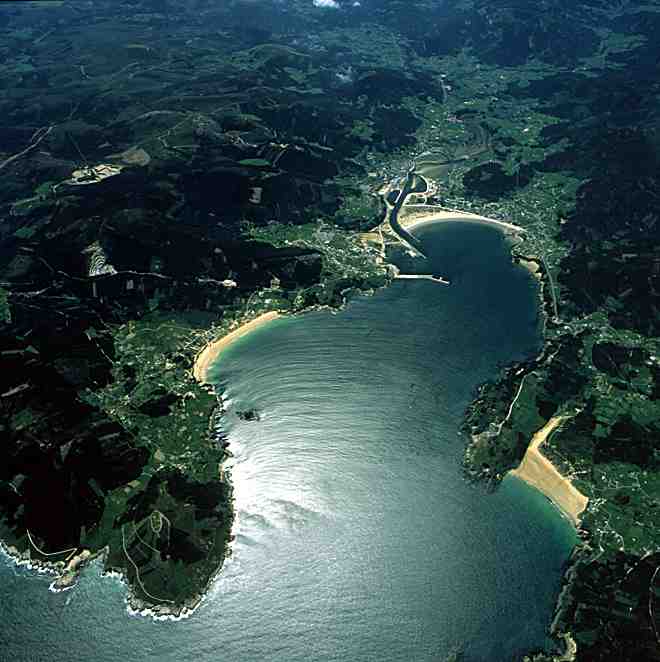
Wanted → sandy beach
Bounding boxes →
[193,311,280,383]
[511,416,588,527]
[400,207,524,234]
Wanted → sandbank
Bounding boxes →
[193,311,280,383]
[510,416,588,527]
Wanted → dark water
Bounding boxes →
[0,221,576,662]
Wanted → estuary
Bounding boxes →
[1,221,577,662]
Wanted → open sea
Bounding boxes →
[1,221,577,662]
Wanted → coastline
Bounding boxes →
[0,538,98,594]
[510,416,588,527]
[516,256,542,278]
[0,536,206,619]
[193,311,281,384]
[398,208,524,234]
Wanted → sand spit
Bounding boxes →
[511,416,588,527]
[193,311,280,384]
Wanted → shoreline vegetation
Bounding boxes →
[510,416,588,527]
[193,311,282,384]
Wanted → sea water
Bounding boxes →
[0,221,576,662]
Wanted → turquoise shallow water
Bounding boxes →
[0,221,576,662]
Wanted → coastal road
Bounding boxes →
[539,253,560,321]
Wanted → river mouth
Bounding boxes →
[0,221,576,662]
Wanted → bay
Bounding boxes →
[0,221,576,662]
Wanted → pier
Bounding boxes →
[394,274,450,285]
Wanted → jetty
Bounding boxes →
[394,274,450,285]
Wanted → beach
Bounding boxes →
[193,311,281,383]
[400,207,524,234]
[511,416,589,527]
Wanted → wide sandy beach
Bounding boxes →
[511,416,588,527]
[400,207,524,234]
[193,311,280,383]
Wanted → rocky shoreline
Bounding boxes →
[1,494,236,621]
[0,538,95,593]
